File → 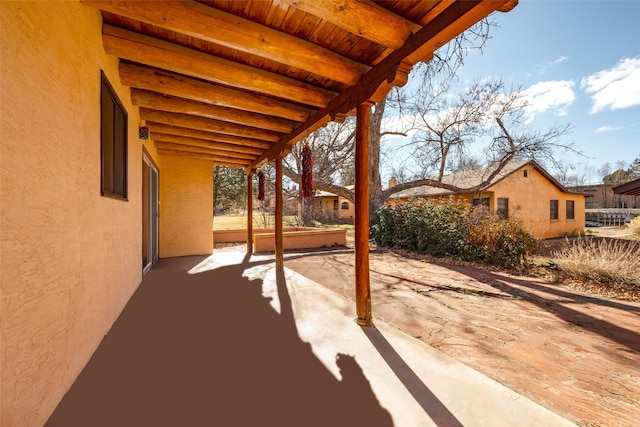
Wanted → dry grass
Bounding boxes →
[550,236,640,301]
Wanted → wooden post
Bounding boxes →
[247,172,253,254]
[355,103,372,326]
[275,156,284,271]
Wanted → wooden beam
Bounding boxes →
[156,149,249,167]
[153,141,258,161]
[284,0,420,49]
[149,133,264,155]
[140,109,283,142]
[275,156,284,272]
[131,89,296,134]
[103,24,336,108]
[83,0,369,85]
[249,0,503,169]
[355,103,372,326]
[145,122,272,149]
[120,63,315,123]
[405,0,514,64]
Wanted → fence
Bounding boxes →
[585,209,640,226]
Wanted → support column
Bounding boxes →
[275,156,284,271]
[247,172,253,254]
[355,103,372,326]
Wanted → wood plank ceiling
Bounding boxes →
[83,0,517,171]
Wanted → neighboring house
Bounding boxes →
[387,161,585,239]
[311,185,355,223]
[569,183,640,209]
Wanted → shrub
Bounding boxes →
[552,237,640,286]
[627,216,640,238]
[371,199,536,268]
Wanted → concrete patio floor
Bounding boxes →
[46,247,573,427]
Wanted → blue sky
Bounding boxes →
[452,0,640,182]
[383,1,640,185]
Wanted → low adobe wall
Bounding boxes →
[213,228,347,252]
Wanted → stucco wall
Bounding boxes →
[159,154,213,258]
[0,2,158,425]
[490,166,585,238]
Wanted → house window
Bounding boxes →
[523,170,528,178]
[617,201,628,209]
[472,198,489,208]
[333,199,338,210]
[101,72,128,199]
[566,200,575,220]
[497,198,509,219]
[550,200,559,220]
[341,201,349,210]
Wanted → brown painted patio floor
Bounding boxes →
[46,247,591,426]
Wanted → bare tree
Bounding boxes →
[384,78,575,196]
[275,17,576,221]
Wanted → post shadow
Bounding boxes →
[362,325,464,427]
[46,255,392,427]
[443,265,640,354]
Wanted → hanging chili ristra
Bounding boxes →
[301,144,314,199]
[257,170,265,201]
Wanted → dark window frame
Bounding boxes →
[497,198,509,219]
[566,200,575,220]
[341,201,350,210]
[333,199,338,210]
[101,71,128,200]
[550,200,559,220]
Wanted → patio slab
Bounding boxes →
[46,247,572,426]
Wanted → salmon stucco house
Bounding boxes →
[387,161,585,238]
[0,1,518,425]
[312,185,356,223]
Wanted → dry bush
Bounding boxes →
[552,237,640,286]
[627,216,640,238]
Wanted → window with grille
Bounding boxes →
[566,200,575,219]
[550,200,559,220]
[101,71,128,200]
[497,198,509,219]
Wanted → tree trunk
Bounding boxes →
[368,98,386,223]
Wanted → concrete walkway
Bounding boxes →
[46,248,573,426]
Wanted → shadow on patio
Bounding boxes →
[46,248,573,427]
[45,253,392,427]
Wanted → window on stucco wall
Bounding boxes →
[341,201,349,210]
[550,200,559,220]
[566,200,575,219]
[101,71,128,200]
[497,198,509,219]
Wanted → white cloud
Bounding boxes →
[522,80,576,121]
[595,125,625,132]
[580,57,640,114]
[537,55,569,74]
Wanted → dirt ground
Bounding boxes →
[276,233,640,427]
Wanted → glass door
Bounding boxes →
[142,153,159,274]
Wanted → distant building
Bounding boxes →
[569,183,640,209]
[387,160,585,239]
[310,185,355,224]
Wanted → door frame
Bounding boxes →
[142,149,159,275]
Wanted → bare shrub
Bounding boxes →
[627,216,640,238]
[552,237,640,286]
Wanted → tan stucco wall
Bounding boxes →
[159,154,213,258]
[489,167,585,238]
[388,168,585,238]
[338,196,355,219]
[0,2,159,426]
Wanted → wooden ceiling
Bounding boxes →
[83,0,517,171]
